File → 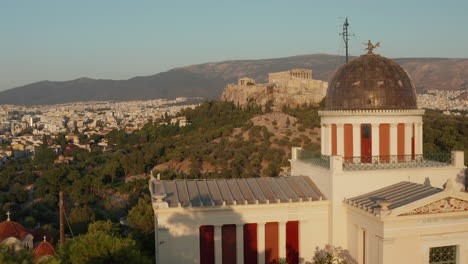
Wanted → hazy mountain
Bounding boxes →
[1,54,467,106]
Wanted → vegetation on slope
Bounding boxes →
[0,101,466,263]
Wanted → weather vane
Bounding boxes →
[363,40,380,54]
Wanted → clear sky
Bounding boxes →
[1,0,467,91]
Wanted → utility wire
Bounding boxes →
[64,211,75,237]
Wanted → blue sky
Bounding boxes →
[1,0,467,91]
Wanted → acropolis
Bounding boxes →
[221,69,328,110]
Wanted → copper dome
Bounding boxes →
[326,53,418,110]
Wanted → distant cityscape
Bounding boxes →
[0,97,200,166]
[417,89,467,115]
[0,90,465,167]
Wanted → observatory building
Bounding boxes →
[150,49,467,264]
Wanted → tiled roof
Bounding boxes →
[151,176,325,208]
[0,220,31,241]
[345,181,442,213]
[33,241,56,262]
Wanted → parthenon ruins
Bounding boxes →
[221,69,327,111]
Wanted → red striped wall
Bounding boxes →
[265,222,279,264]
[222,225,237,264]
[379,124,390,162]
[200,225,215,264]
[331,124,337,155]
[361,124,372,162]
[244,224,258,264]
[344,124,353,162]
[286,221,299,264]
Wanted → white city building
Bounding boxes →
[150,51,467,264]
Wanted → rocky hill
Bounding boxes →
[153,111,320,176]
[1,54,467,105]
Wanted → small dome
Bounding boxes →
[33,240,56,262]
[0,220,30,241]
[326,53,417,110]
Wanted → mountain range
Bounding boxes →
[1,54,467,106]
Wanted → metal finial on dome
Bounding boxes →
[363,40,380,54]
[6,211,10,221]
[43,235,47,242]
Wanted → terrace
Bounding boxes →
[295,148,455,171]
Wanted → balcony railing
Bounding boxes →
[296,149,330,168]
[295,148,453,171]
[343,152,452,170]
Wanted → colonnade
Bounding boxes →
[320,122,423,159]
[196,221,298,264]
[290,72,311,79]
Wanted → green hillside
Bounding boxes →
[0,101,466,262]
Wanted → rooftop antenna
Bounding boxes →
[339,17,354,63]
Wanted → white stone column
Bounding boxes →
[193,226,201,264]
[215,225,223,264]
[419,122,423,155]
[390,123,398,156]
[352,123,361,157]
[371,123,380,158]
[404,123,413,157]
[291,147,301,160]
[415,122,423,155]
[236,224,244,264]
[278,221,287,260]
[324,124,331,156]
[337,124,344,156]
[320,124,325,155]
[257,222,266,264]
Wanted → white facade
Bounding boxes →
[154,201,329,264]
[151,148,466,264]
[291,148,466,264]
[345,182,468,264]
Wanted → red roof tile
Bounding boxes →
[33,241,56,262]
[0,220,31,241]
